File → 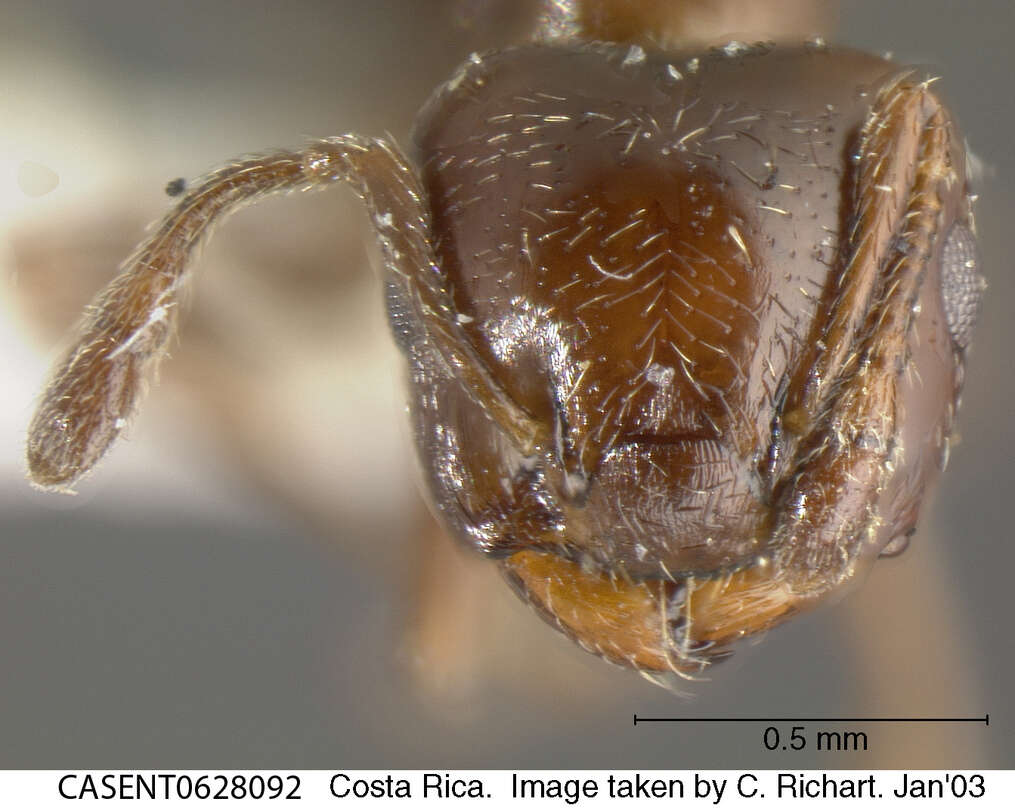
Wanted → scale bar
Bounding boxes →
[634,714,989,726]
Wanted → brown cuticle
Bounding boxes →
[26,5,982,685]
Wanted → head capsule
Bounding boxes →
[396,41,978,675]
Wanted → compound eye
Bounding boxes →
[940,222,985,350]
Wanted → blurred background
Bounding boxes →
[1,0,1011,768]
